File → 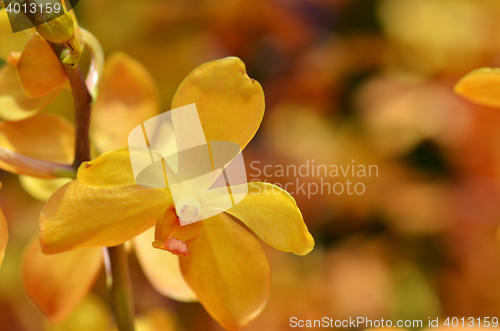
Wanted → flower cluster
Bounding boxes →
[0,6,314,331]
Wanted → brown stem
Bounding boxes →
[48,43,92,167]
[65,65,92,167]
[21,0,90,167]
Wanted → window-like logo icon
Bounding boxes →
[128,104,248,226]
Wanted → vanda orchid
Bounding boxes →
[0,3,314,331]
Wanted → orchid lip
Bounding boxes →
[175,196,202,226]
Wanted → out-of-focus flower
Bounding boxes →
[357,75,471,157]
[0,47,150,179]
[0,9,85,179]
[0,113,75,178]
[0,8,80,121]
[38,57,314,330]
[23,238,102,324]
[90,52,160,154]
[133,308,177,331]
[455,68,500,108]
[45,293,114,331]
[379,0,500,74]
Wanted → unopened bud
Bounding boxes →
[35,11,74,44]
[35,11,81,67]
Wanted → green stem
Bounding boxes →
[106,245,136,331]
[49,43,136,331]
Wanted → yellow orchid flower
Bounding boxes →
[2,6,315,331]
[38,57,315,330]
[454,68,500,108]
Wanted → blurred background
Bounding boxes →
[3,0,500,330]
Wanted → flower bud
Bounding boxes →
[35,11,82,67]
[35,11,75,44]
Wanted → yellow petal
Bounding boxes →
[40,180,170,254]
[454,68,500,108]
[19,175,72,201]
[153,206,177,244]
[0,114,74,176]
[171,57,265,150]
[0,114,74,177]
[0,61,60,121]
[133,227,197,302]
[91,52,160,153]
[0,206,7,267]
[77,147,137,187]
[17,33,67,98]
[0,113,74,163]
[180,213,270,331]
[22,237,102,324]
[224,182,315,256]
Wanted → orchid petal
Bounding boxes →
[40,180,170,254]
[17,33,67,98]
[22,237,102,323]
[134,227,197,302]
[180,213,270,331]
[224,182,315,255]
[91,52,160,153]
[455,68,500,108]
[172,57,265,151]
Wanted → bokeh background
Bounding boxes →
[3,0,500,330]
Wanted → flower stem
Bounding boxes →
[66,65,92,168]
[106,245,136,331]
[48,43,92,169]
[49,43,136,331]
